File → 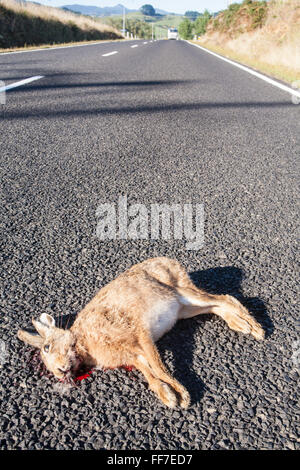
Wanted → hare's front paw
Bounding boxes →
[159,383,190,409]
[160,383,177,409]
[178,388,190,409]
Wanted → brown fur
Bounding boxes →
[17,257,264,408]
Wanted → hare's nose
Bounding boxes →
[58,367,69,374]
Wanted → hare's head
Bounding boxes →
[17,313,80,380]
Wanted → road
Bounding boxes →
[0,39,299,450]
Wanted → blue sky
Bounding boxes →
[39,1,242,15]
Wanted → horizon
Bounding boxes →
[33,1,244,15]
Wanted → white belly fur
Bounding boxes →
[146,299,180,341]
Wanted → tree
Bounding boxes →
[178,18,193,40]
[185,11,200,21]
[105,16,152,39]
[140,4,156,16]
[194,10,212,36]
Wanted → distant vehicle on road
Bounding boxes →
[168,28,179,40]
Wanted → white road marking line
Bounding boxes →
[143,42,148,44]
[0,75,44,92]
[102,51,118,57]
[187,41,300,100]
[131,45,138,48]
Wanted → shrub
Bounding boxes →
[194,10,212,36]
[178,18,193,40]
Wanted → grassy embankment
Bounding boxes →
[193,0,300,84]
[0,0,122,52]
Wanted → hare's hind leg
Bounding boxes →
[134,333,190,409]
[177,286,264,340]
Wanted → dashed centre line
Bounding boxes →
[102,51,118,57]
[0,41,151,95]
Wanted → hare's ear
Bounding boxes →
[32,314,55,338]
[17,329,44,349]
[39,313,55,328]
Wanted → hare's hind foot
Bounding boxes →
[221,295,265,340]
[178,288,265,341]
[224,310,265,340]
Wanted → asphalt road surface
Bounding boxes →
[0,39,299,450]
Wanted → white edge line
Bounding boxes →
[102,51,118,57]
[0,39,133,56]
[0,75,44,92]
[187,41,300,99]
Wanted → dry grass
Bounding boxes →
[0,0,122,49]
[191,40,300,84]
[197,0,300,84]
[1,0,120,35]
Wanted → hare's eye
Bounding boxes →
[43,344,50,353]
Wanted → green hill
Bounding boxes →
[101,11,183,39]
